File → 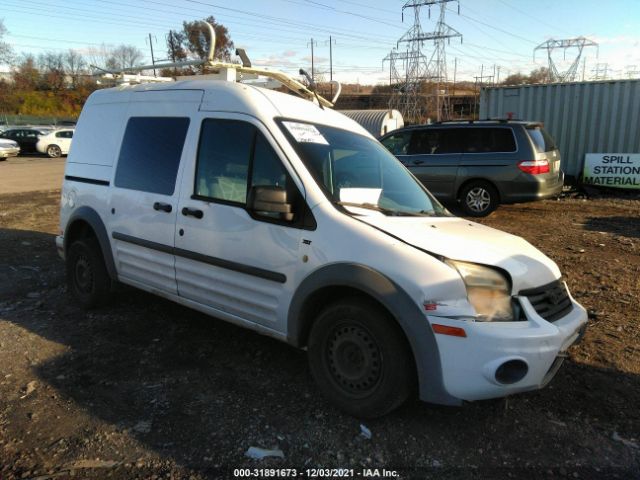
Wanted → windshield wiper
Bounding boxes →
[335,201,428,217]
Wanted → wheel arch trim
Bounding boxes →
[64,206,117,280]
[287,262,461,406]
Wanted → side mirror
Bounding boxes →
[248,186,294,222]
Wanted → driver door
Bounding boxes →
[174,113,310,332]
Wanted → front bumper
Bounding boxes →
[428,291,588,402]
[56,235,65,260]
[0,148,20,158]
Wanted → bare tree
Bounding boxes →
[38,52,66,90]
[106,44,144,70]
[12,54,40,90]
[528,67,550,84]
[64,49,86,88]
[0,19,14,65]
[84,43,113,72]
[501,72,528,85]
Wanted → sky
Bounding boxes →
[1,0,640,85]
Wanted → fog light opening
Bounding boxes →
[495,359,528,385]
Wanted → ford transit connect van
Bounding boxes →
[380,121,564,217]
[57,79,587,418]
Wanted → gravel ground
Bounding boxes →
[0,188,638,480]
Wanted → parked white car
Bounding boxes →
[57,78,588,418]
[0,138,20,159]
[36,129,74,158]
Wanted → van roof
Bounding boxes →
[88,79,369,136]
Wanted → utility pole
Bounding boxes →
[326,36,336,98]
[146,33,157,77]
[307,38,318,82]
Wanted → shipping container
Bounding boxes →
[338,109,404,138]
[480,79,640,181]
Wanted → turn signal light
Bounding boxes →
[432,324,467,337]
[518,159,550,175]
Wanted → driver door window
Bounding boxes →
[194,119,304,225]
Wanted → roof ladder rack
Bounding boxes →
[95,22,340,108]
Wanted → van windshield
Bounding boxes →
[278,120,448,217]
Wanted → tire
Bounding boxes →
[308,298,414,418]
[66,238,111,308]
[47,144,62,158]
[459,181,499,217]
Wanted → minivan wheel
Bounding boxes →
[460,181,499,217]
[47,144,62,158]
[66,238,111,308]
[308,298,413,418]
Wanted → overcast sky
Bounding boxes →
[2,0,639,84]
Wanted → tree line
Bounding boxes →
[0,17,234,118]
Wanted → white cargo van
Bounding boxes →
[57,54,587,418]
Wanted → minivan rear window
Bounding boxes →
[115,117,190,195]
[526,126,557,153]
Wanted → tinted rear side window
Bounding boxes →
[115,117,190,195]
[409,128,466,155]
[527,126,557,153]
[464,128,516,153]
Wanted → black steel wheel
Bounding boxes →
[66,238,111,308]
[308,298,414,418]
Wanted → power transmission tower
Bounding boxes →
[533,37,598,83]
[592,63,609,80]
[625,65,639,79]
[383,0,461,123]
[473,64,494,119]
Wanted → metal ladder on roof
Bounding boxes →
[96,22,341,108]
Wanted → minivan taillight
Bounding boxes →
[518,160,549,175]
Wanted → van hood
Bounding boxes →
[360,215,561,292]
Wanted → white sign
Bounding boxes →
[583,153,640,189]
[283,121,329,145]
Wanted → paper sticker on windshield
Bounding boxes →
[283,121,329,145]
[340,188,382,204]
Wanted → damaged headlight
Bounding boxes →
[446,260,516,322]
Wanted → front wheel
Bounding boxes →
[308,298,414,418]
[47,144,62,158]
[459,181,499,217]
[66,238,111,308]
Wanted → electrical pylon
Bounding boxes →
[533,37,598,83]
[384,0,461,122]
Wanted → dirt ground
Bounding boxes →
[0,167,638,478]
[0,156,65,194]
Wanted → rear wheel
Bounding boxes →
[47,144,62,158]
[308,298,413,418]
[66,238,111,308]
[459,181,499,217]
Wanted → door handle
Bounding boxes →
[412,159,424,165]
[182,207,204,219]
[153,202,172,213]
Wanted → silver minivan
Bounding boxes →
[380,120,564,216]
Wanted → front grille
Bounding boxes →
[520,279,572,322]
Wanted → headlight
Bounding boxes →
[446,260,516,322]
